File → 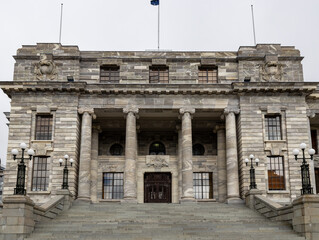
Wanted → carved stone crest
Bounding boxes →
[146,155,169,168]
[34,54,57,80]
[259,61,284,82]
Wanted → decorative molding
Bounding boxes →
[179,108,195,115]
[78,107,94,115]
[259,61,285,82]
[31,141,53,156]
[224,107,240,115]
[146,155,169,168]
[307,110,316,118]
[264,141,287,155]
[123,106,139,115]
[34,54,57,80]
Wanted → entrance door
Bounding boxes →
[144,173,171,203]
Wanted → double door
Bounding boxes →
[144,172,171,203]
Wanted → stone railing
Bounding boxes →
[245,189,319,240]
[0,189,73,240]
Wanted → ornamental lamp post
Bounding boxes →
[59,155,74,189]
[244,154,259,190]
[292,143,315,195]
[11,142,35,195]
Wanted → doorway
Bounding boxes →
[144,172,171,203]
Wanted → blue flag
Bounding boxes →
[150,0,159,6]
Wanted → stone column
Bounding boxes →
[180,108,195,202]
[224,108,241,203]
[216,125,227,203]
[123,106,139,202]
[176,124,183,199]
[78,108,95,201]
[90,125,100,203]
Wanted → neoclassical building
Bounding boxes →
[1,43,319,205]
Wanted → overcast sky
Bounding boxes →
[0,0,318,165]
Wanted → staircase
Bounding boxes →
[25,201,305,240]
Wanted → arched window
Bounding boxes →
[193,144,205,156]
[110,144,124,156]
[149,142,166,155]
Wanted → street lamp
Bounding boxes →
[11,143,35,195]
[292,143,315,195]
[244,154,259,190]
[59,155,74,189]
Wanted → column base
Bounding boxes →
[121,198,138,204]
[180,197,196,204]
[77,196,91,202]
[226,197,244,204]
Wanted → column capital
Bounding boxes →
[179,108,195,115]
[78,107,95,116]
[224,107,240,115]
[123,106,139,115]
[307,110,316,118]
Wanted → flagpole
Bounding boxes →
[59,3,63,44]
[251,4,257,46]
[158,3,160,50]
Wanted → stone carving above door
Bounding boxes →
[34,54,57,80]
[146,155,169,168]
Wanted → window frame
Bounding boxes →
[100,65,120,83]
[193,172,213,199]
[198,65,218,84]
[149,141,166,155]
[35,115,53,140]
[267,156,286,191]
[102,172,124,199]
[149,65,169,84]
[265,115,282,140]
[109,144,124,156]
[193,143,205,156]
[31,156,50,192]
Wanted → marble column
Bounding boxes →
[216,125,227,203]
[123,107,139,202]
[78,108,95,201]
[90,125,100,203]
[224,108,241,203]
[176,124,183,199]
[180,108,195,202]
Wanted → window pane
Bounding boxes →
[193,172,213,199]
[265,115,282,140]
[35,115,53,140]
[32,157,49,191]
[267,156,285,190]
[103,172,124,199]
[100,66,120,83]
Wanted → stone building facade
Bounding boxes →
[1,43,319,205]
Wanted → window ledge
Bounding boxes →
[31,140,53,143]
[99,199,121,202]
[267,190,290,194]
[28,191,51,195]
[264,140,286,143]
[196,199,216,202]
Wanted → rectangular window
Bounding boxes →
[100,65,120,83]
[35,115,53,140]
[193,172,213,199]
[149,65,169,83]
[103,172,124,199]
[198,66,218,84]
[32,156,49,191]
[265,115,282,140]
[267,156,285,190]
[311,130,318,154]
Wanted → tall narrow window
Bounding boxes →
[35,115,53,140]
[311,130,318,154]
[193,172,213,199]
[265,115,282,140]
[149,65,169,83]
[267,156,285,190]
[198,66,218,83]
[100,65,120,83]
[32,156,49,191]
[103,173,124,199]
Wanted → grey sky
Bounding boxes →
[0,0,318,165]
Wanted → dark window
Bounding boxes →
[32,156,49,191]
[267,156,285,190]
[198,66,218,84]
[315,168,319,194]
[193,144,205,156]
[149,141,166,155]
[103,173,124,199]
[100,65,120,83]
[0,175,3,202]
[35,115,53,140]
[110,144,124,156]
[149,66,169,83]
[265,115,282,140]
[193,172,213,199]
[311,130,318,154]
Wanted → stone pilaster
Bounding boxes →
[123,106,139,202]
[179,108,195,202]
[216,125,227,203]
[224,108,241,203]
[176,124,183,200]
[78,108,95,201]
[90,125,100,203]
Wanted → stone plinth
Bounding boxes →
[1,195,35,238]
[56,189,74,211]
[292,194,319,240]
[245,189,262,210]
